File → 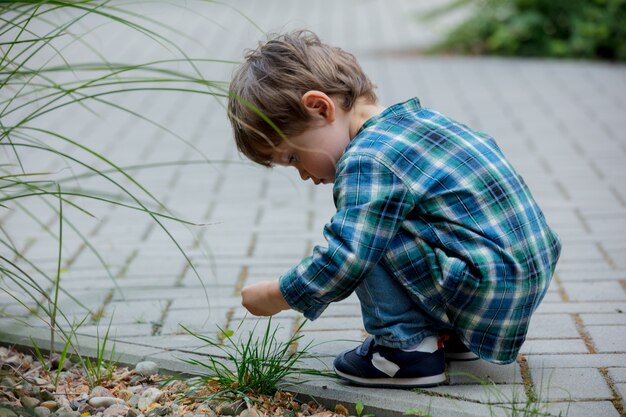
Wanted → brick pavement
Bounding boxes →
[2,1,626,416]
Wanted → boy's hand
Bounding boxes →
[241,280,291,316]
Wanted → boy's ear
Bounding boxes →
[301,90,335,122]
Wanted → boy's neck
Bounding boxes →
[348,99,386,139]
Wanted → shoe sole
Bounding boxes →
[445,352,480,361]
[334,368,446,388]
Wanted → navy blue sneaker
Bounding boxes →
[442,332,479,361]
[333,336,446,388]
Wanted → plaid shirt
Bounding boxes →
[279,98,561,364]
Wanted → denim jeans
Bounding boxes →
[355,263,447,349]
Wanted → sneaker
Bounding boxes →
[333,336,446,388]
[442,333,479,361]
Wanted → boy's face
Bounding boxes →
[272,92,351,184]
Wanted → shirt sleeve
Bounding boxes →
[279,153,416,320]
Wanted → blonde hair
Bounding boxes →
[227,30,377,166]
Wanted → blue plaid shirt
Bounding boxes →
[279,98,561,364]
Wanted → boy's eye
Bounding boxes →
[287,154,297,165]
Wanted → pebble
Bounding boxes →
[218,400,244,416]
[56,409,81,417]
[69,398,86,411]
[56,396,71,410]
[238,408,261,417]
[103,404,129,417]
[129,375,145,386]
[34,407,51,417]
[40,401,59,411]
[77,404,94,415]
[0,408,17,417]
[0,377,16,388]
[34,377,48,386]
[21,396,41,408]
[127,386,143,394]
[128,394,140,408]
[88,397,126,408]
[90,386,113,398]
[146,406,169,417]
[137,388,162,411]
[193,405,217,417]
[117,390,134,402]
[134,361,158,377]
[126,409,141,417]
[40,391,56,401]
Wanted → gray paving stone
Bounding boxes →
[159,308,227,335]
[426,383,527,404]
[77,323,155,338]
[581,313,626,325]
[118,333,218,350]
[527,354,626,369]
[526,314,580,339]
[616,383,626,406]
[302,316,365,332]
[607,367,626,383]
[449,361,521,385]
[520,339,589,354]
[535,301,626,314]
[298,330,365,357]
[562,281,626,302]
[530,368,613,401]
[586,325,626,353]
[543,401,621,417]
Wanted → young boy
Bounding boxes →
[227,30,561,388]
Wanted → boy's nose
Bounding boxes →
[298,168,310,181]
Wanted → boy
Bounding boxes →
[227,30,561,388]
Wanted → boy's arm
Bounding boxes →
[241,280,290,316]
[279,154,415,320]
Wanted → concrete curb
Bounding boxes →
[1,323,512,417]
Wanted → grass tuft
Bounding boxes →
[181,318,330,403]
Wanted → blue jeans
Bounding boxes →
[355,263,448,349]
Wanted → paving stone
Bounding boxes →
[527,354,626,369]
[426,384,527,405]
[449,361,521,385]
[302,316,365,332]
[543,401,621,417]
[530,368,613,401]
[586,325,626,353]
[607,367,626,383]
[520,339,589,354]
[117,333,218,350]
[78,323,155,338]
[562,281,626,302]
[298,330,364,357]
[159,309,226,335]
[535,301,626,314]
[581,313,626,325]
[526,314,579,339]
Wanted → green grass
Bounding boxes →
[181,318,330,404]
[0,0,235,376]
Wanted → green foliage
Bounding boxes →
[356,399,375,417]
[1,0,227,385]
[82,317,118,387]
[182,319,328,402]
[421,0,626,61]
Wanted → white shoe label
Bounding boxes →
[371,353,400,377]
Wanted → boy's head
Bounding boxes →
[228,30,377,167]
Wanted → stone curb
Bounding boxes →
[0,324,512,417]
